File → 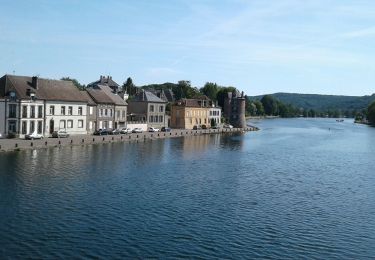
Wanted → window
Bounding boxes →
[149,116,153,122]
[89,121,93,130]
[22,121,27,134]
[37,121,43,134]
[8,120,16,133]
[89,107,93,115]
[61,106,66,115]
[30,121,35,133]
[30,106,35,118]
[100,109,103,117]
[122,110,126,118]
[78,107,82,115]
[105,109,108,116]
[50,105,55,115]
[117,111,120,118]
[109,121,112,129]
[78,120,83,128]
[22,106,28,118]
[67,120,73,128]
[109,109,112,117]
[99,121,103,129]
[150,105,154,112]
[154,115,158,123]
[8,104,17,118]
[68,106,73,115]
[159,115,163,123]
[159,106,164,112]
[38,106,43,118]
[59,120,66,129]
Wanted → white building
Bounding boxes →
[209,106,222,127]
[0,75,88,138]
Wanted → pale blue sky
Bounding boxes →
[1,0,375,96]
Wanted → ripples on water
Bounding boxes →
[1,118,375,259]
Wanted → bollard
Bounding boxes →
[15,143,18,148]
[30,142,33,147]
[59,140,61,145]
[82,139,84,143]
[102,137,105,141]
[45,141,47,146]
[70,140,73,144]
[92,138,95,142]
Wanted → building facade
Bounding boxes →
[170,97,212,129]
[208,106,221,127]
[127,90,167,128]
[0,75,88,138]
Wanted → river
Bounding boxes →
[0,118,374,259]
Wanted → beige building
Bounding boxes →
[170,97,212,129]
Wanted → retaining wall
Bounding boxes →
[0,127,258,153]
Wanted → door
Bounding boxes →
[50,120,54,134]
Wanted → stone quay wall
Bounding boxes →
[0,127,258,153]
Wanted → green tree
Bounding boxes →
[367,101,375,125]
[253,100,265,116]
[61,77,85,90]
[261,95,278,115]
[123,77,138,96]
[216,86,237,108]
[200,82,219,101]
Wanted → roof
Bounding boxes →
[100,85,127,106]
[80,91,97,106]
[86,85,127,106]
[150,89,175,103]
[86,87,114,104]
[0,74,87,102]
[132,90,166,103]
[88,76,120,89]
[174,97,212,108]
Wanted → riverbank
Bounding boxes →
[246,115,280,120]
[0,127,258,153]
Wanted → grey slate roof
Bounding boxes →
[133,90,166,103]
[80,91,97,106]
[100,85,127,106]
[86,85,127,106]
[0,74,87,102]
[88,76,120,90]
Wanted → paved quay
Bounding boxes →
[0,127,258,153]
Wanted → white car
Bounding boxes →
[223,124,234,129]
[25,131,44,140]
[120,128,132,134]
[148,127,160,132]
[132,128,143,133]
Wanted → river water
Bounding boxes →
[0,118,374,259]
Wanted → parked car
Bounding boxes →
[148,127,160,132]
[132,128,143,133]
[223,124,233,129]
[193,125,202,130]
[161,127,171,132]
[202,125,207,129]
[212,125,220,129]
[120,128,132,134]
[25,131,44,140]
[93,129,109,135]
[52,130,69,138]
[110,129,121,135]
[0,132,4,139]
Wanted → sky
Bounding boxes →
[1,0,375,96]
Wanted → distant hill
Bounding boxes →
[249,92,375,111]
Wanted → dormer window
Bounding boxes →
[9,91,16,101]
[30,93,36,101]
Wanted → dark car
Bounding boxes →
[93,129,109,135]
[161,127,171,132]
[193,125,202,130]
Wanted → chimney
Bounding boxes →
[32,76,38,89]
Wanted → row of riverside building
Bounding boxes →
[0,74,246,138]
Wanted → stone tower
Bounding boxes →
[224,91,246,128]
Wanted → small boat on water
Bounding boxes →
[336,119,344,122]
